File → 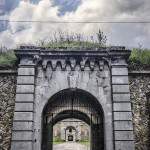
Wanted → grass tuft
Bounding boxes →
[0,51,17,68]
[129,48,150,65]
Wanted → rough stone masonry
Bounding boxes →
[0,72,16,150]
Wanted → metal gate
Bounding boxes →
[42,89,104,150]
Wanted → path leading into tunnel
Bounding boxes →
[53,142,90,150]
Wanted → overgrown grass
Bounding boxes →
[78,141,90,146]
[53,141,65,145]
[129,48,150,65]
[0,47,150,69]
[0,51,17,68]
[40,30,107,48]
[53,137,65,145]
[45,41,103,49]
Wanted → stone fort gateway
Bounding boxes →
[0,46,150,150]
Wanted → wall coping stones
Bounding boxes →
[15,46,131,58]
[0,70,17,74]
[14,46,131,72]
[129,70,150,75]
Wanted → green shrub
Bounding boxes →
[0,51,17,67]
[0,47,149,68]
[129,49,150,65]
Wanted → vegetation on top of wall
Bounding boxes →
[39,30,107,49]
[44,41,105,49]
[0,50,17,69]
[129,48,150,70]
[129,48,150,64]
[0,46,150,70]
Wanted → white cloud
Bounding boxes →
[0,0,150,48]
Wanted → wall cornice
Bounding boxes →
[14,46,131,71]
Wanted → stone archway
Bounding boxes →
[11,47,135,150]
[42,88,104,150]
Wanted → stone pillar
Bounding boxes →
[11,65,35,150]
[111,58,135,150]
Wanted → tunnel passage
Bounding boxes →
[42,88,104,150]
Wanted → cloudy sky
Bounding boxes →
[0,0,150,48]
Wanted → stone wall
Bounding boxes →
[129,74,150,150]
[0,72,16,150]
[0,71,150,150]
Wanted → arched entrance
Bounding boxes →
[42,88,104,150]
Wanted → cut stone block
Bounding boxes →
[113,94,130,102]
[13,121,33,131]
[114,112,132,120]
[115,141,135,150]
[113,85,130,93]
[115,131,134,140]
[18,68,35,76]
[16,85,34,93]
[12,131,33,141]
[112,67,128,76]
[114,121,133,131]
[15,103,33,111]
[11,141,32,150]
[112,76,129,84]
[113,103,131,111]
[14,112,33,121]
[17,76,35,84]
[16,94,34,102]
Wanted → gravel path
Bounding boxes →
[53,142,90,150]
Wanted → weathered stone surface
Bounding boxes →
[16,94,34,102]
[114,112,132,120]
[18,68,35,76]
[12,131,33,140]
[0,74,16,150]
[113,85,130,93]
[114,121,133,131]
[129,75,150,150]
[11,142,32,150]
[34,66,113,150]
[14,112,33,121]
[13,122,33,131]
[112,76,129,84]
[112,68,128,76]
[115,141,135,150]
[115,131,134,140]
[16,85,34,93]
[113,103,131,111]
[15,103,33,111]
[113,94,130,102]
[3,48,148,150]
[0,70,149,150]
[17,76,35,84]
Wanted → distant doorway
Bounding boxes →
[68,135,73,141]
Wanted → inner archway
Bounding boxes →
[42,88,104,150]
